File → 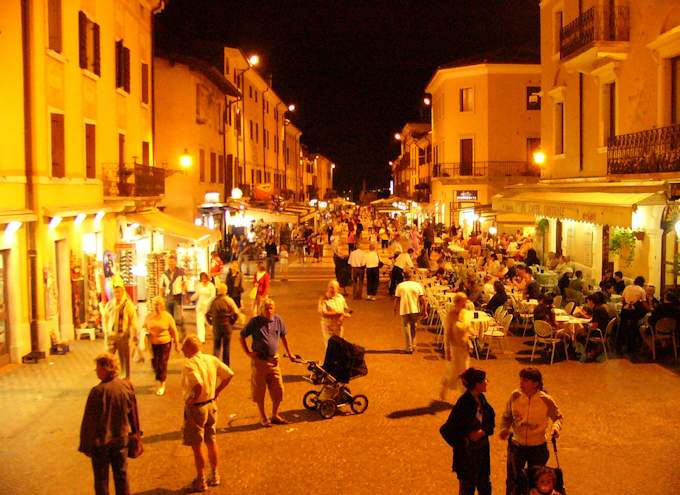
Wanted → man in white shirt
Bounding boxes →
[348,246,367,300]
[389,248,414,295]
[160,253,187,337]
[394,271,426,353]
[181,335,234,492]
[364,243,381,300]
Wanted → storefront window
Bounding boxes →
[0,250,9,364]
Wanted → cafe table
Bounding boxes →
[465,310,493,339]
[555,314,591,339]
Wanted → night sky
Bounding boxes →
[156,0,540,195]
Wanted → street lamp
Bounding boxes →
[179,148,193,169]
[423,96,431,106]
[394,133,402,141]
[532,148,546,166]
[237,53,260,189]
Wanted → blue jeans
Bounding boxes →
[401,313,419,352]
[213,325,232,366]
[266,255,276,279]
[91,444,129,495]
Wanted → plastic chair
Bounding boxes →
[484,314,512,359]
[651,317,678,361]
[531,320,569,364]
[553,295,562,308]
[584,317,617,361]
[564,301,575,315]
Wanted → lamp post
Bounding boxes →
[236,54,259,194]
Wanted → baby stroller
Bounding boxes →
[517,436,567,495]
[300,335,369,419]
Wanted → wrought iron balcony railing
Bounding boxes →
[560,5,629,59]
[432,161,539,178]
[103,162,165,197]
[607,124,680,175]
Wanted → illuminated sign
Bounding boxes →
[204,192,221,203]
[457,190,478,201]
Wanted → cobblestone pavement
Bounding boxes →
[1,250,680,494]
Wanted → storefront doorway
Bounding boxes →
[0,250,10,366]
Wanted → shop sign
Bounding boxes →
[204,192,221,204]
[457,190,478,201]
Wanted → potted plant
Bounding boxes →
[535,218,549,264]
[609,230,637,267]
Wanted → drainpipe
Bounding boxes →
[21,0,44,363]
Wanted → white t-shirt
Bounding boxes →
[364,250,380,268]
[182,352,234,403]
[394,252,414,270]
[348,249,367,268]
[395,280,424,315]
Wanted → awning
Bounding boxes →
[0,209,37,224]
[492,191,665,228]
[126,210,219,243]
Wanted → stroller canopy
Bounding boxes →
[323,335,368,383]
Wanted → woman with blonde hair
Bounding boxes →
[318,280,351,349]
[143,296,179,395]
[440,292,472,402]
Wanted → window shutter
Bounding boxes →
[141,63,149,104]
[93,23,100,75]
[123,46,131,93]
[78,11,87,68]
[115,40,122,88]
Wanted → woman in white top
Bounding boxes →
[190,272,215,344]
[441,292,472,402]
[364,243,381,300]
[318,280,351,349]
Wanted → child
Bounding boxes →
[279,245,289,281]
[530,467,562,495]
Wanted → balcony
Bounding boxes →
[103,163,165,197]
[560,6,630,73]
[432,161,539,179]
[607,124,680,175]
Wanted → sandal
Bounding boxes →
[260,418,272,428]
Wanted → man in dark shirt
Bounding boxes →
[79,353,138,495]
[206,283,242,366]
[613,271,626,295]
[422,220,435,255]
[240,298,296,427]
[649,291,679,329]
[525,267,542,300]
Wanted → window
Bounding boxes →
[141,62,149,104]
[78,11,100,75]
[257,170,262,183]
[142,141,150,167]
[526,86,541,110]
[555,102,565,154]
[672,57,680,125]
[218,155,224,183]
[48,0,62,53]
[274,135,279,154]
[459,87,473,112]
[115,40,131,93]
[274,108,279,121]
[85,123,96,178]
[249,86,252,98]
[266,101,269,113]
[199,149,205,182]
[50,114,65,177]
[118,133,125,167]
[603,82,616,144]
[210,152,216,183]
[254,91,258,103]
[251,169,255,184]
[249,120,253,140]
[255,123,259,144]
[554,11,563,54]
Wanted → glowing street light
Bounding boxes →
[179,148,193,169]
[533,148,546,165]
[423,96,431,106]
[287,104,296,112]
[394,133,402,141]
[231,187,243,200]
[247,54,260,67]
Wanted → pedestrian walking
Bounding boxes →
[160,253,187,339]
[440,367,495,495]
[265,237,278,279]
[206,283,241,366]
[226,260,245,308]
[79,353,140,495]
[142,296,179,396]
[251,262,270,316]
[319,280,351,349]
[499,367,563,495]
[389,248,414,295]
[365,242,381,300]
[348,245,367,300]
[103,281,138,380]
[209,251,224,284]
[394,271,426,353]
[180,335,234,493]
[440,292,471,402]
[239,297,297,427]
[191,272,216,344]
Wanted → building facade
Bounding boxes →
[426,59,542,231]
[494,0,680,290]
[391,122,432,203]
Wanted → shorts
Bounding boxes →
[182,402,217,446]
[250,355,284,403]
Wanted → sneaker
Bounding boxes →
[186,477,207,493]
[208,473,221,487]
[155,386,165,396]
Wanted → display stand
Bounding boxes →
[145,252,167,311]
[116,243,137,301]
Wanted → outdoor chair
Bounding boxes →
[484,313,512,359]
[531,320,569,365]
[584,317,617,361]
[651,317,678,361]
[553,295,562,308]
[564,301,575,315]
[518,301,535,337]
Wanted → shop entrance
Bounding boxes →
[55,239,72,341]
[0,250,10,366]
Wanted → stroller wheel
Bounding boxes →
[303,390,320,410]
[350,394,369,414]
[318,400,337,419]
